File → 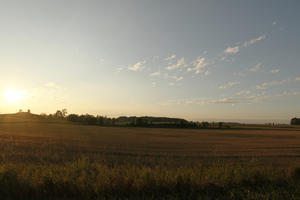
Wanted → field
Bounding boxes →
[0,122,300,199]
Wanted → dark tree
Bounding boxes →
[202,121,209,128]
[291,118,300,125]
[218,122,223,129]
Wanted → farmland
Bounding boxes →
[0,122,300,199]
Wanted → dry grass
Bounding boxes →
[0,122,299,199]
[1,123,300,162]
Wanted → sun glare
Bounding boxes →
[3,88,25,104]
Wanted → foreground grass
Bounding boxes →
[0,158,299,200]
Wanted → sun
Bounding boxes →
[3,88,25,104]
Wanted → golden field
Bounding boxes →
[0,122,299,199]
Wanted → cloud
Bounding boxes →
[256,79,289,90]
[209,98,243,104]
[243,35,266,47]
[270,69,280,74]
[159,91,300,106]
[159,96,251,106]
[204,71,211,76]
[150,71,161,77]
[164,73,183,81]
[187,57,208,74]
[272,21,277,26]
[175,76,183,81]
[219,34,266,63]
[158,98,206,106]
[165,57,185,70]
[234,72,246,77]
[218,34,267,63]
[220,55,227,61]
[169,82,175,86]
[224,46,240,54]
[115,67,123,73]
[253,91,299,102]
[249,63,262,72]
[165,54,176,61]
[255,77,300,90]
[128,61,146,71]
[219,82,240,89]
[151,82,156,87]
[236,90,252,95]
[218,91,299,104]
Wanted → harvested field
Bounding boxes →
[0,122,299,199]
[1,123,300,163]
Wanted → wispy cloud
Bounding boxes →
[128,32,269,85]
[272,21,277,26]
[219,81,240,89]
[270,69,280,74]
[234,72,246,77]
[256,77,300,90]
[176,77,183,81]
[115,67,123,73]
[187,57,208,74]
[204,71,211,76]
[159,91,299,106]
[209,97,244,104]
[165,54,176,61]
[150,71,161,77]
[243,35,266,47]
[224,46,240,54]
[256,79,289,90]
[159,97,245,106]
[249,63,262,72]
[236,90,252,95]
[220,34,266,62]
[128,60,146,71]
[165,57,185,71]
[253,91,299,102]
[164,73,183,81]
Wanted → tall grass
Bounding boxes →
[0,157,299,199]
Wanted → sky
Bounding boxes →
[0,0,299,123]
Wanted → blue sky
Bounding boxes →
[0,0,299,123]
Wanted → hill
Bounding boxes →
[0,112,44,122]
[0,112,68,124]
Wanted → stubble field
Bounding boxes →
[0,122,300,199]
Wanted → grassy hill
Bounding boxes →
[0,112,43,122]
[0,112,68,124]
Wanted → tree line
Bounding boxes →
[291,118,300,125]
[39,109,230,129]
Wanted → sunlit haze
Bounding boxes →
[0,0,299,123]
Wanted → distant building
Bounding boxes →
[291,118,300,125]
